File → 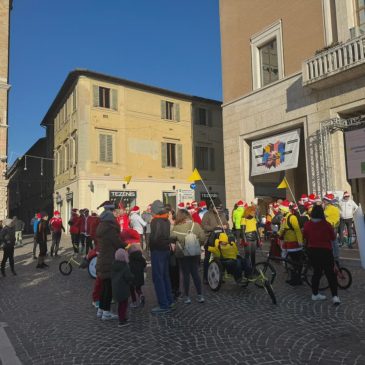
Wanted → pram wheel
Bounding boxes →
[207,259,223,291]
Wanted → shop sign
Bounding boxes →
[345,127,365,179]
[178,189,194,200]
[251,129,300,176]
[201,192,219,199]
[109,191,137,199]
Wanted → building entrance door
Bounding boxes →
[162,192,176,211]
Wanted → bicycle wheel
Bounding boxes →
[254,261,276,288]
[207,259,223,291]
[263,279,277,305]
[88,256,97,279]
[59,261,73,276]
[302,265,329,290]
[337,267,352,289]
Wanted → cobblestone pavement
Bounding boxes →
[0,237,364,365]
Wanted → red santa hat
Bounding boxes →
[236,200,245,207]
[323,193,335,202]
[343,191,350,198]
[53,210,60,216]
[301,194,309,202]
[130,206,140,213]
[198,201,207,208]
[273,203,279,211]
[177,202,185,209]
[304,201,313,211]
[308,194,321,203]
[279,200,291,213]
[36,213,42,219]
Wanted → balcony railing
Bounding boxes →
[303,35,365,88]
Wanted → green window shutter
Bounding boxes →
[174,103,180,122]
[161,100,166,119]
[177,144,183,169]
[99,134,106,162]
[209,148,215,171]
[207,109,213,127]
[93,85,99,107]
[111,89,118,110]
[161,142,167,167]
[106,135,113,162]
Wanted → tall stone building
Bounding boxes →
[220,0,365,210]
[0,0,12,219]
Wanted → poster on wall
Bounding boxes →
[345,127,365,179]
[251,129,300,176]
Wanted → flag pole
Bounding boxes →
[282,177,302,216]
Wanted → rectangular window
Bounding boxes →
[99,134,113,163]
[199,108,207,125]
[161,100,180,121]
[161,142,182,168]
[259,39,279,87]
[195,146,215,171]
[93,85,117,110]
[356,0,365,31]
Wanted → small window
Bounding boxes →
[161,142,182,168]
[356,0,365,31]
[93,85,118,110]
[259,39,279,87]
[195,146,215,171]
[99,134,113,163]
[161,100,180,121]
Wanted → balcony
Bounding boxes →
[302,35,365,89]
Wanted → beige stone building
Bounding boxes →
[0,0,12,219]
[220,0,365,210]
[42,70,224,224]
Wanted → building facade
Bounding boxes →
[7,138,53,232]
[220,0,365,210]
[0,0,12,219]
[42,70,224,224]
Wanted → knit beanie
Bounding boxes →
[151,200,165,215]
[115,248,129,263]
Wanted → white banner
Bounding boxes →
[345,127,365,179]
[251,129,300,176]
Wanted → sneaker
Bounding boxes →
[184,297,192,305]
[169,302,177,311]
[139,295,145,306]
[118,319,130,327]
[96,308,103,318]
[151,306,171,315]
[11,271,17,276]
[92,301,100,308]
[332,296,341,306]
[42,263,49,268]
[33,256,37,260]
[101,311,118,320]
[130,302,139,309]
[312,293,326,301]
[196,295,205,303]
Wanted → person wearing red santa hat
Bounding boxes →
[232,200,246,242]
[49,210,65,257]
[129,206,147,248]
[116,203,130,233]
[198,201,208,220]
[278,200,304,285]
[339,191,358,248]
[177,202,185,210]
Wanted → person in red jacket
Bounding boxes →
[303,205,340,305]
[49,211,65,257]
[116,206,129,232]
[69,208,81,254]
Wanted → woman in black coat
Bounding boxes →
[0,218,16,276]
[128,244,147,307]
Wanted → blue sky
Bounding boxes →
[8,0,222,164]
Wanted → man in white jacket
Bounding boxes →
[129,206,147,248]
[339,191,358,248]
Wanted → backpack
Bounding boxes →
[178,223,201,256]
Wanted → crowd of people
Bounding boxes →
[0,190,360,326]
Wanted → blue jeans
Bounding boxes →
[151,250,173,309]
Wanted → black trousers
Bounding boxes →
[51,232,62,255]
[80,234,93,254]
[99,278,113,311]
[71,234,80,253]
[1,245,15,271]
[308,248,337,297]
[339,218,353,246]
[180,256,202,296]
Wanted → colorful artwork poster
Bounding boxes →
[345,127,365,179]
[251,129,300,176]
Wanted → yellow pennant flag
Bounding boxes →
[277,177,288,189]
[124,176,132,184]
[188,168,202,182]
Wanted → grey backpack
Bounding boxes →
[180,222,201,256]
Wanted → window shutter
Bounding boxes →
[111,89,118,110]
[194,106,199,125]
[195,146,200,169]
[208,109,213,127]
[99,134,106,162]
[73,89,77,111]
[177,144,183,169]
[161,100,166,119]
[209,148,215,171]
[93,85,99,107]
[174,103,180,122]
[106,135,113,162]
[161,142,167,167]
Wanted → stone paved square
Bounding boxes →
[0,237,364,365]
